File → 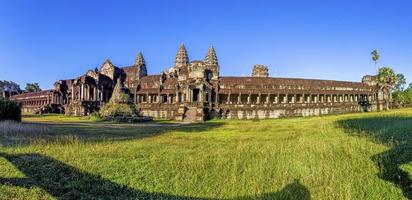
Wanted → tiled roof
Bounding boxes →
[139,75,162,90]
[10,90,53,99]
[219,77,369,88]
[163,77,177,88]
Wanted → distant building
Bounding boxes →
[10,45,390,121]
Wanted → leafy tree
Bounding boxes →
[394,73,406,92]
[24,83,41,93]
[393,90,410,106]
[2,80,22,93]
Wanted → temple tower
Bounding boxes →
[204,46,219,81]
[204,46,218,66]
[252,64,269,77]
[175,44,189,68]
[135,52,147,80]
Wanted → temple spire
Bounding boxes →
[135,52,145,66]
[174,44,189,67]
[204,46,218,65]
[134,52,147,79]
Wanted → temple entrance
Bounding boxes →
[192,89,200,102]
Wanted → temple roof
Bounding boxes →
[139,75,162,90]
[10,90,53,99]
[219,77,370,88]
[217,77,374,94]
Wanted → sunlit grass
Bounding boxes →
[1,109,412,199]
[22,113,99,123]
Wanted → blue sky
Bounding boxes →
[1,0,411,89]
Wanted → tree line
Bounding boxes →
[0,81,42,94]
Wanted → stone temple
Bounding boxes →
[10,45,391,122]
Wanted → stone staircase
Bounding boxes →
[183,107,198,122]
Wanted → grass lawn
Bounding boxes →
[1,109,412,199]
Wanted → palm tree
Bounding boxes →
[377,67,397,110]
[371,49,380,72]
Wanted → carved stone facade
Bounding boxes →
[252,65,269,77]
[10,45,390,121]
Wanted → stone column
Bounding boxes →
[238,93,241,104]
[247,94,251,104]
[93,87,97,101]
[215,89,218,104]
[72,85,75,101]
[257,93,261,104]
[96,89,100,101]
[101,88,105,102]
[85,85,88,100]
[227,93,231,104]
[266,94,270,104]
[80,84,84,100]
[176,91,179,103]
[86,85,89,100]
[187,88,191,102]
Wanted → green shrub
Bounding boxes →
[99,103,136,118]
[111,93,131,104]
[88,111,103,122]
[0,97,21,121]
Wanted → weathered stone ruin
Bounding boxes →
[98,77,150,122]
[252,65,269,77]
[10,45,391,122]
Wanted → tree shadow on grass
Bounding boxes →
[337,116,412,199]
[0,152,310,200]
[0,121,225,147]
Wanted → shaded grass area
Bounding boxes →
[0,152,310,200]
[1,109,412,199]
[337,113,412,199]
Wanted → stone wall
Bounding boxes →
[218,102,367,120]
[137,103,177,119]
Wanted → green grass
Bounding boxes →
[1,109,412,199]
[22,113,102,123]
